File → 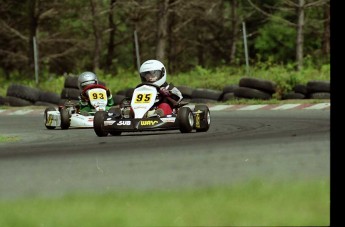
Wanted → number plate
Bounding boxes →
[134,93,153,104]
[89,90,107,101]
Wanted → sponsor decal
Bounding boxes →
[161,117,176,123]
[117,121,131,126]
[104,120,116,126]
[47,115,53,125]
[75,115,86,120]
[133,106,148,110]
[195,113,201,128]
[140,120,158,126]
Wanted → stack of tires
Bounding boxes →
[219,84,239,102]
[176,85,224,104]
[3,84,60,107]
[113,88,134,105]
[191,88,222,103]
[234,77,277,100]
[60,75,109,104]
[282,80,330,100]
[113,89,127,105]
[60,76,80,104]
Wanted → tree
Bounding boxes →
[105,0,117,72]
[155,0,170,62]
[90,0,103,71]
[247,0,330,70]
[0,0,330,77]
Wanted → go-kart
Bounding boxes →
[44,85,109,130]
[93,83,211,136]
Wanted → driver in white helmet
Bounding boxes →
[139,59,183,116]
[77,71,114,114]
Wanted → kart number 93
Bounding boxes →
[89,90,106,101]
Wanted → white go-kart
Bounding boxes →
[44,86,109,130]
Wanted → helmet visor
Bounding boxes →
[81,80,97,90]
[140,70,162,83]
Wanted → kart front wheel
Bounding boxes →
[94,111,108,137]
[60,108,70,130]
[178,107,194,133]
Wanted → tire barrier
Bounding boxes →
[1,78,330,107]
[234,77,276,100]
[282,80,330,100]
[6,84,40,103]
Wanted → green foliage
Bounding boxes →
[96,67,139,93]
[0,63,330,101]
[171,65,242,91]
[254,22,296,64]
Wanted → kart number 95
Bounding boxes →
[134,93,152,103]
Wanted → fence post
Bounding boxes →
[134,30,141,72]
[33,36,39,84]
[242,22,250,76]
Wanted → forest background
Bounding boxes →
[0,0,330,97]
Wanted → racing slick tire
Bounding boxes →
[193,105,211,132]
[60,108,70,130]
[94,111,109,137]
[178,107,194,133]
[44,106,57,129]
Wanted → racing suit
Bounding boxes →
[157,82,183,115]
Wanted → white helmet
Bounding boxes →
[139,60,166,87]
[78,71,98,90]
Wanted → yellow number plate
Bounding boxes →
[89,90,106,101]
[134,93,152,104]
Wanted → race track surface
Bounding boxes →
[0,107,330,199]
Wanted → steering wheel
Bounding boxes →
[82,84,108,94]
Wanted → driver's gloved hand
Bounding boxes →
[81,92,89,101]
[159,87,170,97]
[106,88,111,97]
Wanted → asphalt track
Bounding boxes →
[0,108,330,200]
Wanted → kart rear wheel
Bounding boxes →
[44,106,56,129]
[194,104,211,132]
[60,108,70,130]
[178,107,194,133]
[94,111,108,137]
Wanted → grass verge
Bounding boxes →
[0,179,329,227]
[0,135,20,143]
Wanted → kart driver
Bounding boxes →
[139,59,183,116]
[77,71,114,115]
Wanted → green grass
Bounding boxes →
[0,179,329,227]
[0,135,20,143]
